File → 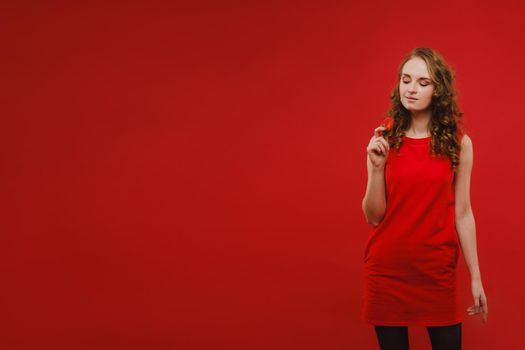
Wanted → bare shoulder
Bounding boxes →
[460,134,473,157]
[458,133,473,170]
[461,133,472,147]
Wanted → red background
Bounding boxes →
[1,1,522,349]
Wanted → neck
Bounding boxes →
[408,110,431,136]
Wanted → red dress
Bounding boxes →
[361,132,465,327]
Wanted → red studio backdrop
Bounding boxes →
[1,1,523,349]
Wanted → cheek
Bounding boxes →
[422,88,434,100]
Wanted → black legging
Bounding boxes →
[373,322,461,350]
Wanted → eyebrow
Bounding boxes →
[402,73,431,81]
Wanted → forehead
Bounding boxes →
[401,57,431,79]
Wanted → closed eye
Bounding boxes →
[402,81,429,87]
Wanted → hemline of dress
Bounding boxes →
[361,315,464,327]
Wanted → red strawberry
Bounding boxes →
[380,116,394,138]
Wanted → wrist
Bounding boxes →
[372,165,385,173]
[470,274,482,283]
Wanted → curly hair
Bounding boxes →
[383,47,465,173]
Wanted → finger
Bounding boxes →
[377,143,385,155]
[371,140,383,155]
[374,126,386,138]
[379,142,388,155]
[377,137,390,152]
[476,306,483,314]
[467,305,481,315]
[371,144,381,155]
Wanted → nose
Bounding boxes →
[408,82,418,93]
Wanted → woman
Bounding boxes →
[360,47,488,350]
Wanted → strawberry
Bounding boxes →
[380,116,394,138]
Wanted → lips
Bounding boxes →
[406,97,418,100]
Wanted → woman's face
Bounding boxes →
[399,57,435,113]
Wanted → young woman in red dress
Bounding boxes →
[361,47,488,350]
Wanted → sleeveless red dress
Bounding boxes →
[361,132,465,327]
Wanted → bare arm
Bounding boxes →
[362,133,389,226]
[454,134,488,323]
[454,134,482,281]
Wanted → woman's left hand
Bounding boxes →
[467,278,488,323]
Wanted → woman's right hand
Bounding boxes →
[367,126,390,169]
